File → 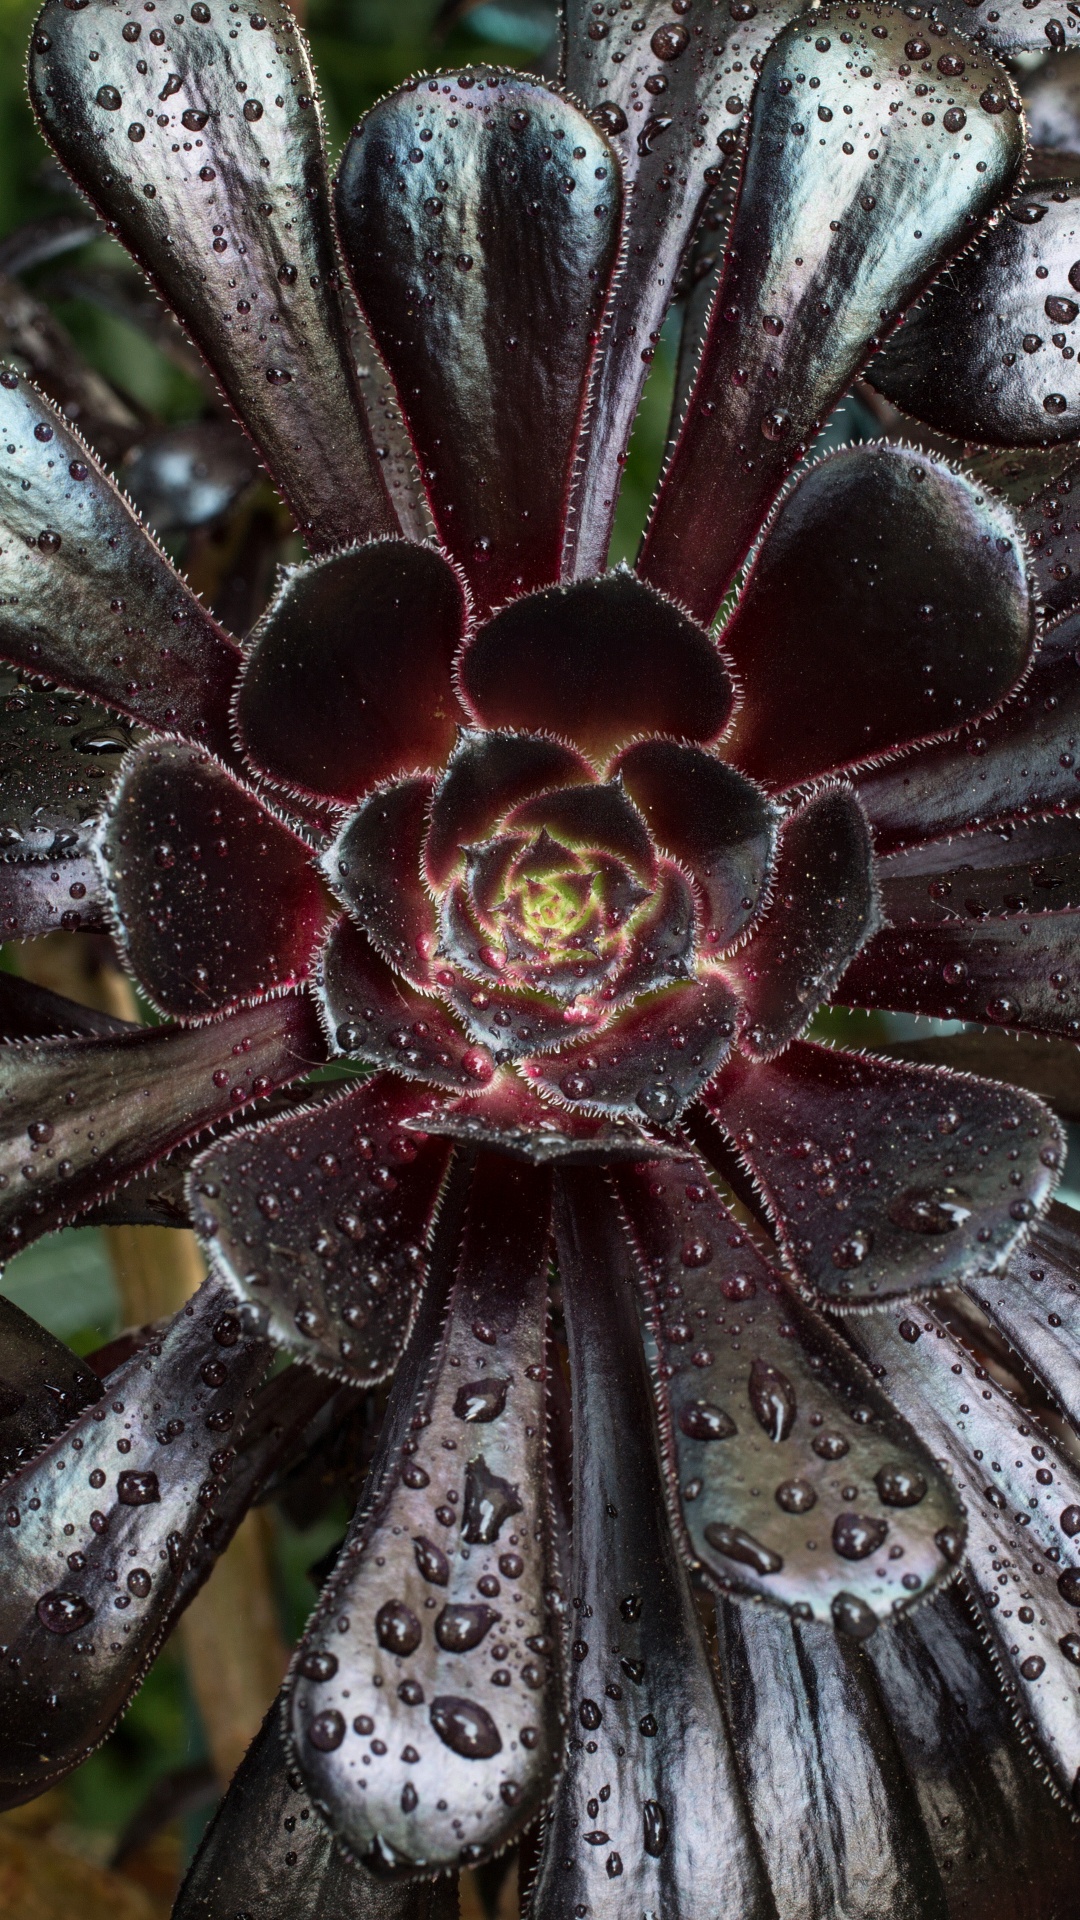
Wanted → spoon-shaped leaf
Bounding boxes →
[28,0,397,550]
[0,374,240,754]
[845,905,1080,1042]
[874,814,1080,926]
[641,6,1024,620]
[288,1152,564,1876]
[616,1154,963,1628]
[0,1277,270,1807]
[317,918,495,1089]
[323,777,441,991]
[190,1074,454,1383]
[524,974,739,1123]
[0,672,133,861]
[703,1039,1061,1304]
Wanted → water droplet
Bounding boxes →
[748,1359,797,1441]
[413,1536,450,1585]
[579,1698,602,1730]
[307,1709,346,1751]
[461,1456,522,1545]
[636,1080,677,1121]
[243,98,264,121]
[679,1402,736,1442]
[376,1599,422,1654]
[298,1649,339,1681]
[643,1801,668,1857]
[117,1470,160,1505]
[1059,1632,1080,1665]
[1061,1505,1080,1536]
[703,1521,783,1575]
[435,1604,499,1652]
[887,1190,964,1234]
[832,1512,888,1560]
[127,1568,151,1598]
[1057,1567,1080,1604]
[651,20,689,57]
[96,85,122,110]
[430,1695,502,1759]
[874,1465,927,1507]
[36,1589,93,1635]
[832,1591,878,1639]
[1020,1654,1046,1680]
[832,1229,872,1269]
[453,1378,509,1423]
[182,108,209,130]
[775,1478,816,1514]
[594,101,627,135]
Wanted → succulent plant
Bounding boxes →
[2,0,1080,1908]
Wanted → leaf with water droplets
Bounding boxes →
[0,1291,103,1481]
[288,1153,564,1875]
[973,1199,1080,1431]
[616,1154,963,1625]
[335,70,621,614]
[317,917,493,1090]
[614,739,778,954]
[175,1699,459,1918]
[716,1598,945,1913]
[524,972,738,1123]
[0,375,240,754]
[718,446,1034,787]
[324,777,439,994]
[704,1039,1061,1304]
[237,544,467,809]
[871,178,1080,445]
[969,444,1080,626]
[641,7,1024,620]
[0,671,133,861]
[28,0,396,550]
[0,1277,270,1807]
[530,1169,771,1918]
[563,0,805,577]
[845,904,1080,1042]
[402,1071,680,1164]
[725,786,878,1059]
[855,608,1080,852]
[98,741,328,1018]
[458,572,733,763]
[192,1073,452,1384]
[875,814,1080,928]
[0,856,106,940]
[425,732,593,890]
[0,991,321,1255]
[929,0,1080,57]
[845,1302,1080,1805]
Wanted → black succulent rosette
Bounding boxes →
[1,0,1080,1911]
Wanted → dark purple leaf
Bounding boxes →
[640,12,1024,621]
[990,448,1080,625]
[0,1291,103,1481]
[424,732,592,888]
[458,573,733,762]
[100,741,328,1018]
[563,0,805,578]
[703,1039,1061,1304]
[191,1074,453,1383]
[724,785,878,1059]
[237,543,467,807]
[0,1277,270,1808]
[0,855,106,939]
[175,1700,459,1918]
[524,972,738,1122]
[0,375,241,755]
[613,739,778,951]
[335,70,621,613]
[875,813,1080,926]
[975,1200,1080,1430]
[324,776,440,990]
[0,971,131,1044]
[401,1071,681,1163]
[869,178,1080,445]
[0,991,322,1253]
[531,1169,770,1917]
[0,673,133,862]
[28,0,397,551]
[715,1600,945,1915]
[844,907,1080,1041]
[289,1153,564,1875]
[438,968,595,1065]
[855,609,1080,852]
[845,1301,1080,1804]
[610,863,697,1003]
[505,779,654,877]
[120,422,258,535]
[929,0,1080,56]
[718,446,1034,788]
[317,916,494,1089]
[616,1154,963,1624]
[868,1582,1080,1919]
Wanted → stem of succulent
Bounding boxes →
[9,931,289,1788]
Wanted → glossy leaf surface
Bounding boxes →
[0,672,133,860]
[28,0,396,550]
[716,1598,947,1917]
[290,1154,564,1875]
[870,178,1080,445]
[855,609,1080,850]
[1003,450,1080,625]
[929,0,1080,60]
[524,973,738,1122]
[459,573,733,763]
[0,375,240,754]
[425,733,591,888]
[175,1702,459,1919]
[846,1303,1080,1804]
[617,1155,963,1627]
[971,1199,1080,1428]
[563,0,806,577]
[844,907,1080,1041]
[876,813,1080,926]
[704,1039,1061,1304]
[100,742,327,1018]
[719,447,1034,787]
[531,1169,770,1919]
[191,1075,452,1384]
[0,1292,103,1482]
[0,855,106,939]
[0,1278,270,1807]
[0,992,321,1252]
[402,1073,679,1163]
[613,740,777,949]
[641,7,1024,620]
[725,786,878,1059]
[237,544,467,807]
[324,777,440,990]
[335,71,621,613]
[318,917,494,1088]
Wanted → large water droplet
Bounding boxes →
[413,1535,450,1585]
[461,1455,522,1545]
[453,1378,509,1422]
[429,1695,502,1759]
[117,1469,160,1505]
[874,1464,927,1507]
[36,1589,93,1635]
[748,1359,797,1441]
[435,1603,499,1652]
[679,1401,736,1442]
[832,1512,888,1561]
[376,1599,422,1654]
[643,1800,668,1857]
[703,1521,783,1576]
